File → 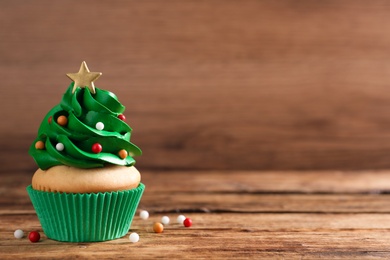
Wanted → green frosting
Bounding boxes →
[29,83,142,170]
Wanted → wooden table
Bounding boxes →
[2,170,390,259]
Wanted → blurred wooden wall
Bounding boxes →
[2,0,390,173]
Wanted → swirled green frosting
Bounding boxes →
[29,83,142,170]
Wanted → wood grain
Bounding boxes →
[2,213,390,259]
[4,170,390,215]
[2,1,390,171]
[2,170,390,258]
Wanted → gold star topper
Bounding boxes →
[66,61,102,94]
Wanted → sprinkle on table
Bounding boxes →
[177,215,186,224]
[183,218,192,227]
[28,231,40,243]
[153,222,164,233]
[139,210,149,220]
[161,216,170,225]
[14,229,24,239]
[129,232,139,243]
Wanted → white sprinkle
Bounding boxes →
[95,122,104,131]
[129,232,139,243]
[14,229,24,239]
[161,216,170,225]
[56,143,64,151]
[139,210,149,220]
[177,215,186,224]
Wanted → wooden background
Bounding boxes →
[3,2,390,258]
[2,0,390,173]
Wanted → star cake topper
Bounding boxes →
[66,61,102,94]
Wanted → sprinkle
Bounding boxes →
[57,115,68,126]
[153,222,164,233]
[118,114,126,121]
[56,143,64,151]
[161,216,170,225]
[177,215,186,224]
[35,141,45,150]
[183,218,192,227]
[92,143,102,153]
[129,232,139,243]
[139,210,149,220]
[14,229,24,239]
[118,149,128,159]
[95,122,104,131]
[28,231,40,243]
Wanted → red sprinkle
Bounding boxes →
[28,231,40,243]
[48,116,52,123]
[118,114,126,121]
[183,218,192,227]
[92,143,103,153]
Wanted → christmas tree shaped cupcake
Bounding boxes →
[27,62,145,242]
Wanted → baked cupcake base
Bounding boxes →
[32,165,141,193]
[26,183,145,242]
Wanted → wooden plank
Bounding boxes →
[4,193,390,214]
[4,170,390,214]
[139,193,390,214]
[141,170,390,194]
[2,169,390,258]
[1,213,390,259]
[3,213,390,232]
[5,169,390,194]
[3,1,390,170]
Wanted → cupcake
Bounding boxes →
[27,61,144,242]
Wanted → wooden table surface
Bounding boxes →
[2,169,390,259]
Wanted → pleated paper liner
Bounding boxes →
[26,183,145,242]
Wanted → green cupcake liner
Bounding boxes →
[26,183,145,242]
